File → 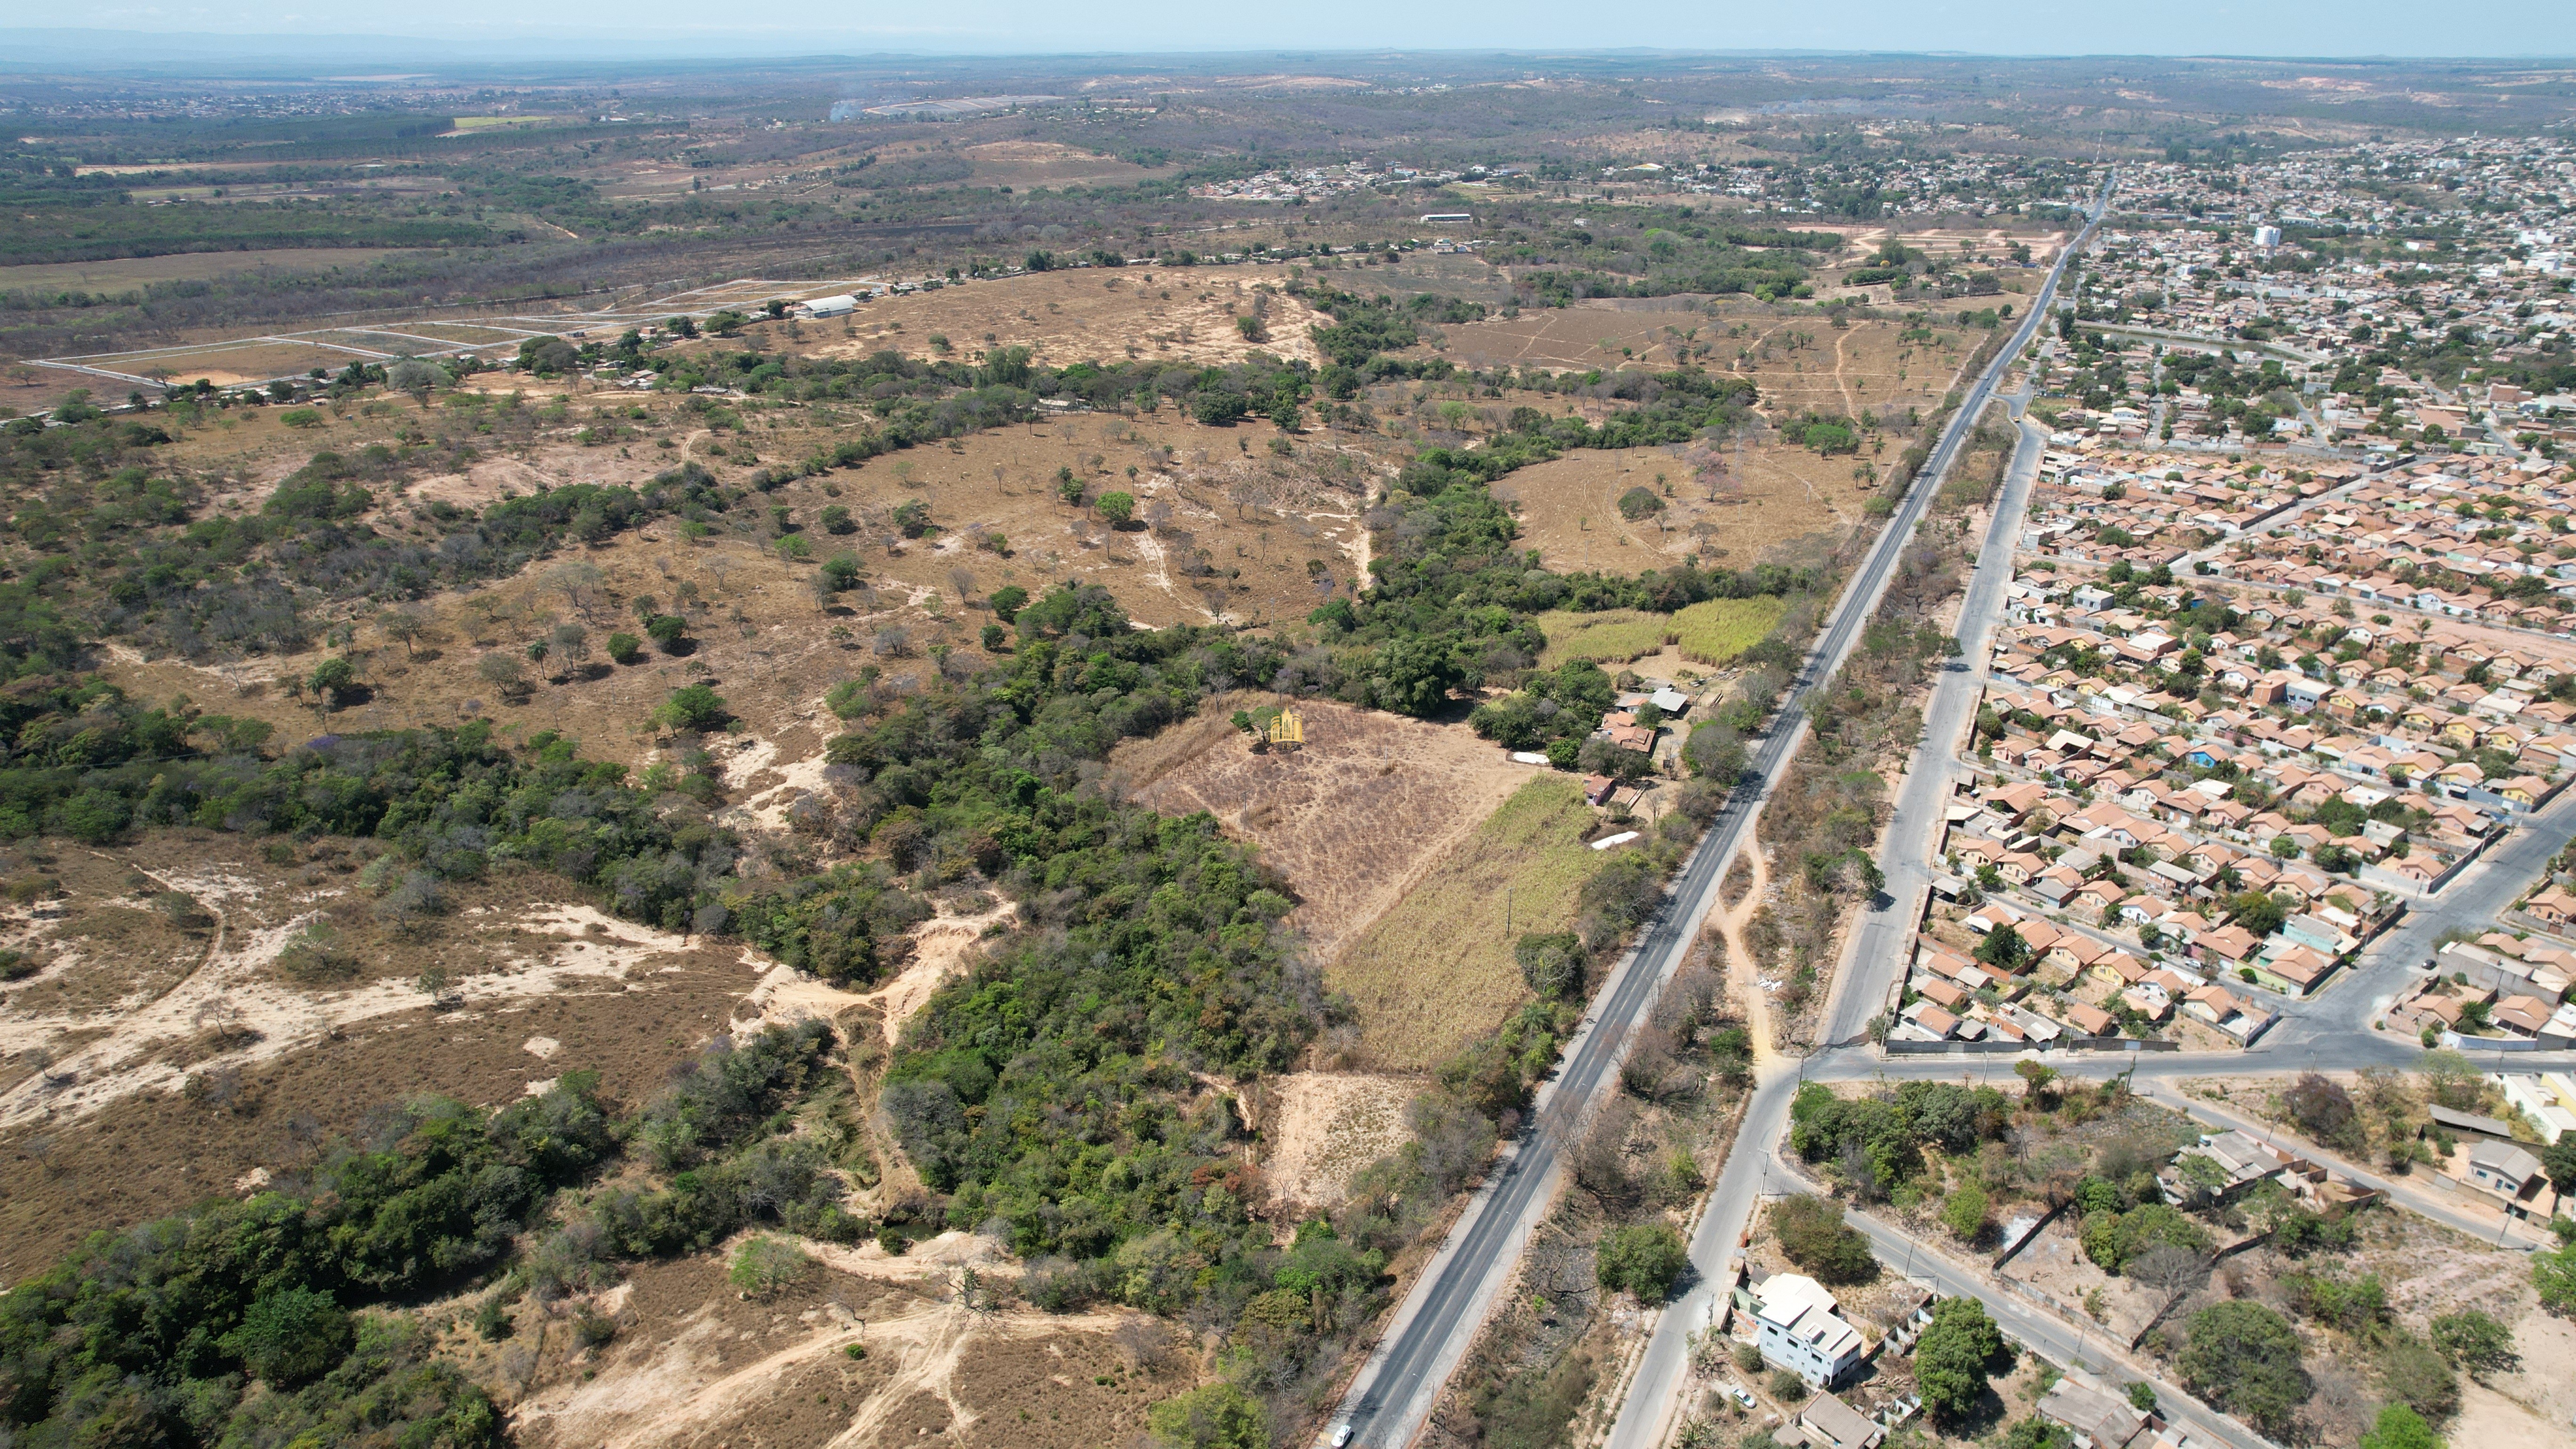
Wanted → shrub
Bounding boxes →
[1618,486,1666,521]
[1596,1222,1689,1304]
[2358,1404,2440,1449]
[1771,1194,1877,1284]
[1097,491,1136,525]
[729,1235,814,1299]
[2430,1307,2517,1379]
[280,407,324,428]
[1146,1382,1266,1449]
[1940,1184,1989,1242]
[605,632,644,665]
[2375,1333,2457,1422]
[1768,1369,1808,1402]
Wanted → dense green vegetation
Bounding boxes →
[1787,1079,2010,1195]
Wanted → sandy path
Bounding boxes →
[1712,820,1781,1068]
[853,902,1018,1046]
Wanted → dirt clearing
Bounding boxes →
[1492,443,1851,572]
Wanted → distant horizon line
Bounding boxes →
[4,31,2574,70]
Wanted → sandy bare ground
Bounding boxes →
[1108,697,1534,963]
[0,885,718,1134]
[513,1231,1133,1449]
[1257,1071,1414,1212]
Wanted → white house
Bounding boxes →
[1755,1272,1866,1389]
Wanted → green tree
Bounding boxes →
[653,684,730,732]
[1914,1296,2003,1423]
[1147,1382,1267,1449]
[1975,924,2029,972]
[605,632,644,665]
[989,585,1030,623]
[220,1287,354,1387]
[1367,635,1463,717]
[1097,491,1136,525]
[1596,1222,1689,1305]
[2180,1301,2308,1437]
[307,656,359,708]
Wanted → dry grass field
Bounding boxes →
[0,248,427,293]
[1530,596,1787,669]
[1108,696,1536,964]
[1491,443,1852,572]
[812,265,1338,369]
[1328,773,1608,1071]
[1435,303,1727,372]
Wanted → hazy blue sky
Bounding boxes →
[29,0,2576,58]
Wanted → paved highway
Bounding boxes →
[1328,185,2115,1449]
[1598,186,2109,1449]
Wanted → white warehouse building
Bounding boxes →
[1754,1273,1867,1389]
[798,294,859,318]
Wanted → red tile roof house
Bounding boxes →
[2525,886,2576,926]
[2060,1000,2118,1037]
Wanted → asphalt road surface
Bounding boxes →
[1330,182,2117,1449]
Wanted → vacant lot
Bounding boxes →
[1256,1071,1416,1212]
[1110,696,1535,965]
[1329,773,1608,1071]
[1492,443,1850,572]
[813,265,1337,369]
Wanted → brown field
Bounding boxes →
[961,138,1158,190]
[1491,442,1853,572]
[48,338,374,388]
[0,836,768,1274]
[813,264,1338,369]
[0,248,424,294]
[1435,302,1728,372]
[1108,696,1536,964]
